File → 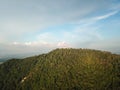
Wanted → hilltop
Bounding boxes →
[0,48,120,90]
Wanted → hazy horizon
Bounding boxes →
[0,0,120,59]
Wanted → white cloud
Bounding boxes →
[74,10,119,26]
[57,41,70,48]
[13,42,20,45]
[12,41,70,48]
[93,11,119,20]
[12,41,52,47]
[0,36,120,59]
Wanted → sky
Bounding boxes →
[0,0,120,59]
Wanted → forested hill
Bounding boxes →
[0,48,120,90]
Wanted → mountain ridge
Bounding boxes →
[0,48,120,90]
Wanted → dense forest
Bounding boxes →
[0,48,120,90]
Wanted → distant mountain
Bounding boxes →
[0,57,14,62]
[0,52,45,62]
[0,48,120,90]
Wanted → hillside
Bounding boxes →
[0,48,120,90]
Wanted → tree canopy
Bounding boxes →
[0,48,120,90]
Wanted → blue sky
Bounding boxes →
[0,0,120,58]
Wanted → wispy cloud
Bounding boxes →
[93,11,119,20]
[0,0,119,42]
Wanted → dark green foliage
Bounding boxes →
[0,48,120,90]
